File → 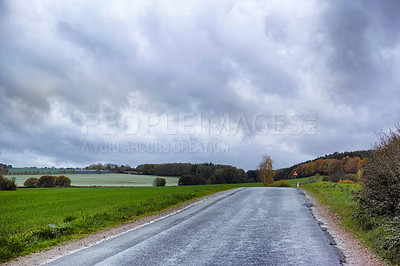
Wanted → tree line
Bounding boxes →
[134,162,260,185]
[84,162,260,185]
[178,163,260,185]
[275,150,371,180]
[85,163,136,173]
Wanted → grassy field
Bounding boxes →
[7,174,179,187]
[272,176,324,187]
[302,181,360,230]
[0,183,261,261]
[302,181,399,265]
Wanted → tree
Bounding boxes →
[24,177,39,188]
[247,170,259,182]
[344,157,360,174]
[0,175,17,191]
[196,164,215,179]
[55,176,71,187]
[38,175,56,188]
[178,174,206,186]
[0,164,8,174]
[258,155,275,186]
[153,177,166,187]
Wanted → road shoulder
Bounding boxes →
[301,189,386,266]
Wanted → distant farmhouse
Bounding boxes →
[75,169,112,174]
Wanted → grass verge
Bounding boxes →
[0,183,261,262]
[302,181,399,265]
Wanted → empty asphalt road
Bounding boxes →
[47,187,343,266]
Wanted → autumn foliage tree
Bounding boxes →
[258,155,275,186]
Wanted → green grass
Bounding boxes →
[302,181,399,265]
[302,181,360,230]
[0,183,261,261]
[268,180,291,187]
[7,174,179,187]
[272,175,324,187]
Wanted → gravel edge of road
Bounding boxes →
[2,189,242,266]
[300,189,387,266]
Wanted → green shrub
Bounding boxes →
[55,176,71,187]
[322,176,330,182]
[0,175,17,191]
[178,174,206,186]
[153,177,166,187]
[24,177,39,188]
[269,180,291,187]
[360,126,400,217]
[38,175,56,188]
[353,126,400,265]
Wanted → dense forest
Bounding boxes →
[274,150,372,180]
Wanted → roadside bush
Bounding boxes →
[354,126,400,265]
[360,126,400,217]
[0,175,17,191]
[55,176,71,187]
[24,177,39,188]
[178,175,206,186]
[153,178,166,187]
[38,175,56,188]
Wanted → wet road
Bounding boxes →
[47,187,342,266]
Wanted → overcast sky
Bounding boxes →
[1,0,400,170]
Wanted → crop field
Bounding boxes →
[7,174,179,187]
[0,183,261,261]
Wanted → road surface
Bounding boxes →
[47,187,343,265]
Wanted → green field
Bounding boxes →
[0,183,261,261]
[7,174,179,187]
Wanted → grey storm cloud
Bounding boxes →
[0,0,400,170]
